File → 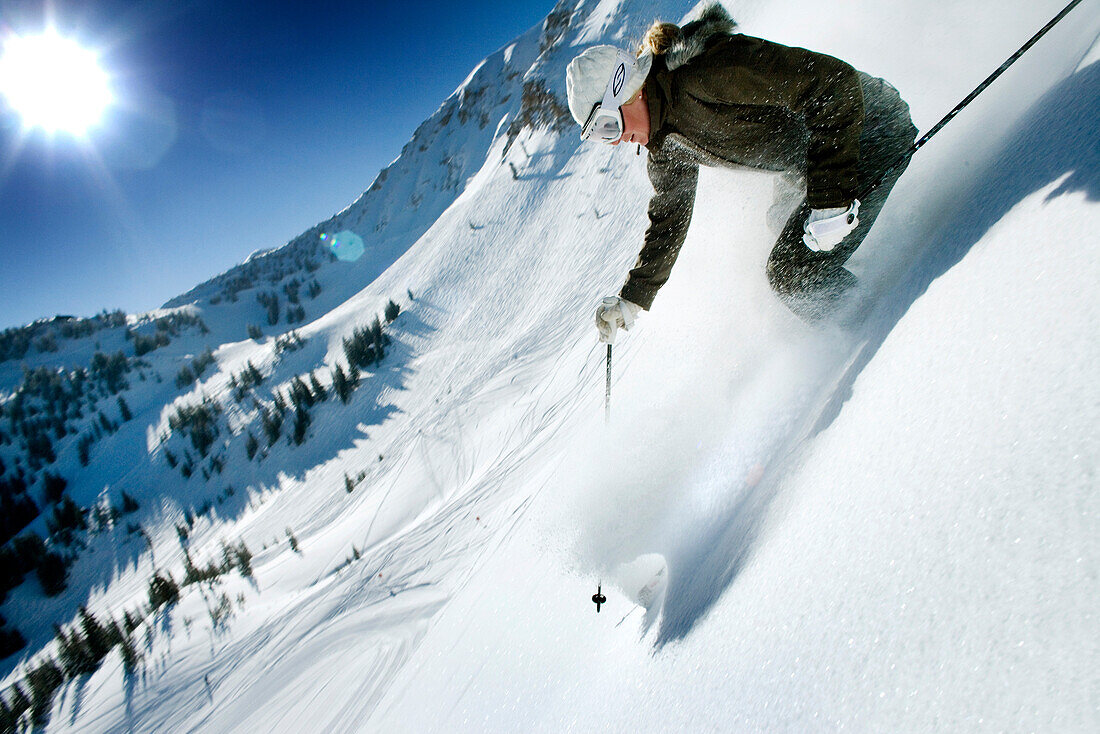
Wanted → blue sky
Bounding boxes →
[0,0,552,330]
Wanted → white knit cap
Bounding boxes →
[565,46,653,127]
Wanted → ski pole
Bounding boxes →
[604,343,612,423]
[860,0,1085,199]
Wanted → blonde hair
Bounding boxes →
[638,21,681,56]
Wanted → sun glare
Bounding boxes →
[0,29,113,136]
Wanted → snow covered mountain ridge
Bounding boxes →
[0,0,648,725]
[159,3,575,337]
[1,0,1097,731]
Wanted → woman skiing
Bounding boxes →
[566,3,917,339]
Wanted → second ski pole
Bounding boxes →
[604,343,612,423]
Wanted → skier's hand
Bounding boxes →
[803,200,860,252]
[595,296,641,343]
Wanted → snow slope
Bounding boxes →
[1,0,1096,732]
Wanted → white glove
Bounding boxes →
[595,296,641,344]
[803,199,860,252]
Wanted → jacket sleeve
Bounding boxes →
[619,148,699,310]
[691,38,864,208]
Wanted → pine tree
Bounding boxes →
[292,407,310,445]
[233,541,253,578]
[182,548,222,585]
[78,434,93,466]
[117,396,132,421]
[7,683,30,722]
[0,698,15,733]
[175,365,196,389]
[42,472,67,504]
[48,495,87,540]
[148,571,180,610]
[245,432,259,460]
[123,610,142,634]
[290,377,314,409]
[309,372,327,402]
[54,625,94,677]
[119,631,141,676]
[332,364,351,404]
[36,552,67,596]
[258,291,280,325]
[370,315,386,363]
[191,347,215,377]
[12,534,46,572]
[105,618,124,649]
[78,607,110,663]
[26,657,63,725]
[261,408,282,447]
[342,325,375,369]
[0,615,25,659]
[120,491,139,514]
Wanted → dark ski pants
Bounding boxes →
[766,74,918,318]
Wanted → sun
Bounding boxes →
[0,29,113,136]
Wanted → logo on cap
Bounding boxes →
[612,63,626,97]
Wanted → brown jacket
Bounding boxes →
[620,7,865,310]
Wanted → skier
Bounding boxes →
[566,3,918,340]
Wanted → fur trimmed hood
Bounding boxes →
[664,3,739,72]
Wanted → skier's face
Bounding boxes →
[613,89,650,147]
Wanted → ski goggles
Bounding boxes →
[580,51,636,143]
[581,103,623,143]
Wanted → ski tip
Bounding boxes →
[615,553,669,610]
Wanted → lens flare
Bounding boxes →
[322,230,364,262]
